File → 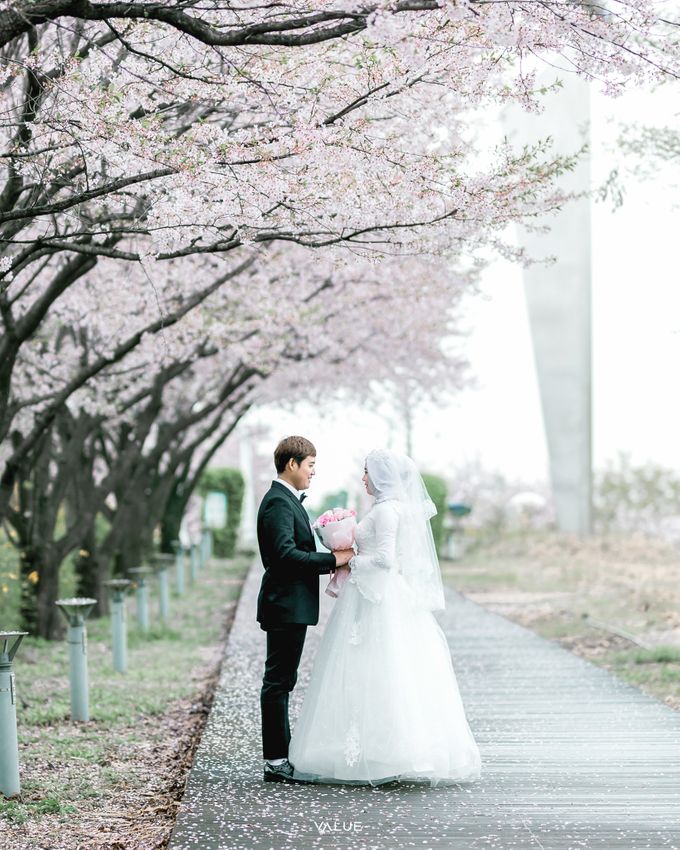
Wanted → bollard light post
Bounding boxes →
[171,540,185,597]
[103,579,132,673]
[128,567,152,633]
[0,631,28,797]
[189,543,199,584]
[55,598,97,722]
[152,555,173,623]
[200,528,211,568]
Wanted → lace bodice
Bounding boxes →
[348,500,400,603]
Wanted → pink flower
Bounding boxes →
[313,506,357,530]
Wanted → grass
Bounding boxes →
[0,795,77,826]
[442,527,680,711]
[632,645,680,664]
[0,552,251,848]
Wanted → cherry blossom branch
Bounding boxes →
[0,2,441,51]
[0,254,255,514]
[0,168,175,224]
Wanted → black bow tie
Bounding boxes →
[299,493,307,503]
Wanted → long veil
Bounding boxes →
[365,449,446,612]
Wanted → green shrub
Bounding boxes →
[422,473,448,556]
[198,468,245,558]
[317,490,349,517]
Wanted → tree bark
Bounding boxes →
[73,525,108,617]
[19,542,62,640]
[0,2,441,51]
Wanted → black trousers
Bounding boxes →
[260,624,307,760]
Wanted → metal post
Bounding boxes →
[158,564,170,621]
[128,567,152,633]
[55,599,97,722]
[0,631,28,797]
[200,528,210,567]
[152,555,174,624]
[67,623,88,719]
[189,544,199,583]
[172,540,185,596]
[103,580,131,673]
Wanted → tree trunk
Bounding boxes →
[18,546,39,636]
[160,478,189,553]
[20,544,62,640]
[117,527,149,572]
[103,486,155,575]
[74,525,110,617]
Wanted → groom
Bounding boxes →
[256,435,353,783]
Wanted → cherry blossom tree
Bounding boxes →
[5,0,672,444]
[5,242,475,636]
[1,5,591,517]
[2,0,679,635]
[603,118,680,210]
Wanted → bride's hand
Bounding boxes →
[333,549,354,567]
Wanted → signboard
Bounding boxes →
[204,491,228,529]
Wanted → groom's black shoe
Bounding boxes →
[263,759,299,783]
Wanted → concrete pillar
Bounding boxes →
[504,71,593,534]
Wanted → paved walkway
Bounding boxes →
[168,560,680,850]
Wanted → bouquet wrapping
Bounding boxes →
[313,508,357,598]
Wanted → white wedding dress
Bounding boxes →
[289,499,482,786]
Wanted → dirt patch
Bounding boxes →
[465,590,574,625]
[557,630,635,659]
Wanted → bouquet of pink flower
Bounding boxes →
[313,507,357,550]
[313,507,357,598]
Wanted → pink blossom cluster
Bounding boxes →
[314,508,358,528]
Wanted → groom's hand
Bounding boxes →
[334,549,354,567]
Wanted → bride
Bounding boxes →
[289,448,481,786]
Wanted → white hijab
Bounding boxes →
[365,448,446,612]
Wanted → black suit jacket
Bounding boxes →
[256,481,336,628]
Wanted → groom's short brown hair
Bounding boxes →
[274,436,316,473]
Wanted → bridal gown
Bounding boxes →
[288,499,482,786]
